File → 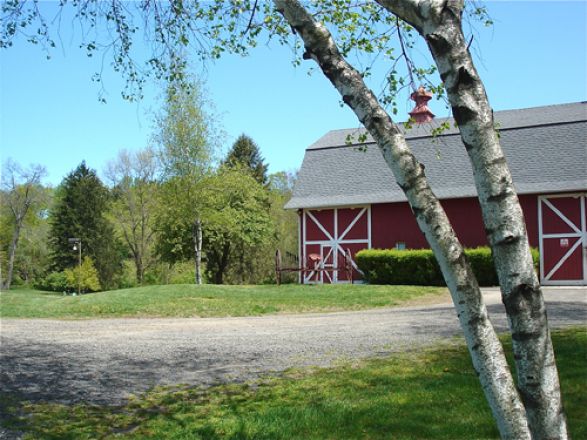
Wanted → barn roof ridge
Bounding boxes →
[307,101,587,150]
[286,101,587,210]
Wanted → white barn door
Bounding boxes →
[538,193,587,285]
[302,206,370,284]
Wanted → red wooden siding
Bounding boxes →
[371,195,540,250]
[298,193,585,285]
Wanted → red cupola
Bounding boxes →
[409,86,435,123]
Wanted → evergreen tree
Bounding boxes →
[224,134,268,185]
[49,162,123,289]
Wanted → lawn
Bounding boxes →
[2,328,585,439]
[0,284,449,319]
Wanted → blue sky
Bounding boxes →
[1,1,586,186]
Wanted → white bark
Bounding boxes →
[194,218,203,285]
[273,1,531,438]
[380,2,567,438]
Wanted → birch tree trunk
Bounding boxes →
[274,1,530,438]
[194,218,203,285]
[373,1,567,437]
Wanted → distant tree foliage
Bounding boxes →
[224,134,269,185]
[105,147,160,285]
[267,170,298,258]
[201,167,274,284]
[155,78,220,180]
[5,205,52,285]
[49,162,123,289]
[0,159,49,289]
[154,77,220,284]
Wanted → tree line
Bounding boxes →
[1,80,298,292]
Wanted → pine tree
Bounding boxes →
[224,134,268,185]
[49,162,123,289]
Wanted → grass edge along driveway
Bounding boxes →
[0,284,449,319]
[2,327,585,440]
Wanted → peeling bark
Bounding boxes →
[274,1,531,438]
[413,4,567,439]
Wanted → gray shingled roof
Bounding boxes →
[285,102,587,209]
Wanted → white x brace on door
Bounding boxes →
[538,193,587,285]
[302,206,370,283]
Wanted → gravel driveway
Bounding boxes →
[1,288,585,407]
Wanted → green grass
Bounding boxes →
[3,328,585,439]
[0,284,448,319]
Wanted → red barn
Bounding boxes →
[285,102,587,285]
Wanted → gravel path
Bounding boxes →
[1,288,585,407]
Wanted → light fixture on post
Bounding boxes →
[68,237,82,296]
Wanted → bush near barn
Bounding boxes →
[356,247,539,286]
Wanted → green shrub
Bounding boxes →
[35,271,70,292]
[63,257,101,293]
[356,247,540,287]
[356,249,443,286]
[465,247,498,286]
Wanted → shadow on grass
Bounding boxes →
[2,329,585,440]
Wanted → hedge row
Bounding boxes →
[356,247,539,286]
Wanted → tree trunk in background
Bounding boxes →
[3,222,22,290]
[215,242,231,284]
[274,1,531,438]
[134,253,144,285]
[194,218,203,285]
[386,1,566,437]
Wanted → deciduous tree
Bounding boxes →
[201,167,274,284]
[267,171,299,282]
[154,77,220,284]
[0,159,48,290]
[105,147,159,284]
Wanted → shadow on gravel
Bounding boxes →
[1,300,585,413]
[0,341,259,409]
[485,301,587,328]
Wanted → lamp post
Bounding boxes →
[68,238,81,295]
